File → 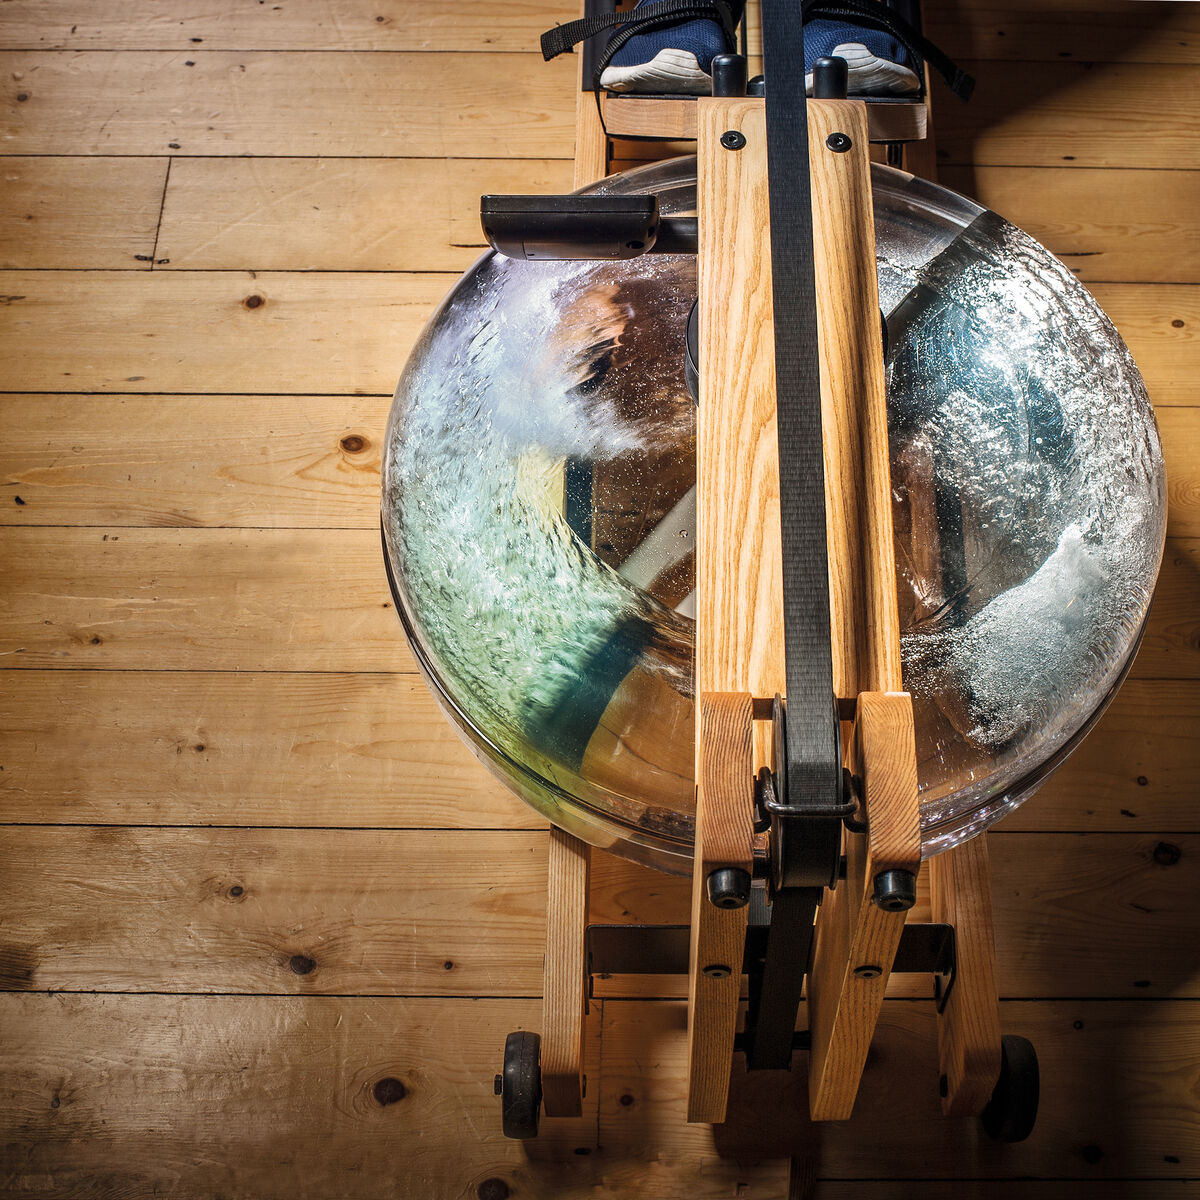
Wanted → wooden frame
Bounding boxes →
[537,7,1006,1134]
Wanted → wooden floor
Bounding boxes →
[0,1,1198,1195]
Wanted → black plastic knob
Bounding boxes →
[711,53,748,97]
[872,868,918,912]
[707,866,752,909]
[812,55,849,100]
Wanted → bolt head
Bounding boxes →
[826,131,853,153]
[720,130,747,151]
[702,963,733,979]
[853,964,883,980]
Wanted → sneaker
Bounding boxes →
[599,5,731,95]
[803,17,920,96]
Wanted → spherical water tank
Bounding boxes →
[382,157,1165,874]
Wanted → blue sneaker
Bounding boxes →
[803,17,919,96]
[600,5,732,95]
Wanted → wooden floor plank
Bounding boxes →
[0,0,577,52]
[0,272,1190,403]
[0,828,549,995]
[1,672,1191,833]
[940,165,1200,284]
[154,156,1200,281]
[924,0,1200,65]
[1,829,1195,1000]
[0,993,632,1200]
[0,527,412,672]
[1,529,1192,675]
[1,396,1192,534]
[1088,283,1198,407]
[0,394,391,528]
[601,998,1200,1178]
[935,61,1200,169]
[157,157,573,271]
[0,51,576,157]
[1160,408,1200,538]
[1023,679,1200,832]
[0,670,537,828]
[0,157,166,269]
[0,270,442,394]
[5,54,1199,168]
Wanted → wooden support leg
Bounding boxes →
[687,692,756,1124]
[930,834,1003,1115]
[573,70,607,188]
[542,826,589,1117]
[807,691,922,1120]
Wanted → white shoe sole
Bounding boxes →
[805,42,920,96]
[600,47,712,95]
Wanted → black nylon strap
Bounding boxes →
[761,0,843,885]
[541,0,734,62]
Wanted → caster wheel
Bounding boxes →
[981,1034,1039,1143]
[499,1031,542,1140]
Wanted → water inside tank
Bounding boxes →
[382,158,1165,873]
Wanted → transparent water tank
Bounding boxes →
[382,158,1165,874]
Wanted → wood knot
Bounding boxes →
[1153,841,1181,866]
[243,295,264,310]
[1081,1145,1103,1165]
[442,960,454,971]
[372,1077,407,1106]
[339,434,367,453]
[477,1181,510,1200]
[1172,319,1186,328]
[288,954,316,975]
[16,93,28,102]
[228,885,244,899]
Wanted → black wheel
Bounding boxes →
[500,1031,542,1140]
[981,1034,1040,1143]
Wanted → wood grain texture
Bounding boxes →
[1161,408,1200,538]
[0,157,166,269]
[601,997,1200,1176]
[934,61,1200,169]
[1088,283,1198,406]
[0,270,443,394]
[0,527,411,671]
[600,94,924,144]
[940,165,1200,285]
[3,672,1193,832]
[0,994,615,1200]
[3,831,1197,1000]
[0,272,1185,401]
[924,0,1200,66]
[686,692,754,1124]
[0,670,537,828]
[0,394,388,528]
[2,397,1193,537]
[808,693,922,1121]
[0,828,547,995]
[158,157,573,271]
[0,0,578,52]
[542,828,589,1116]
[0,529,1192,675]
[573,47,607,190]
[694,97,783,701]
[930,836,1003,1115]
[0,51,576,157]
[808,101,901,698]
